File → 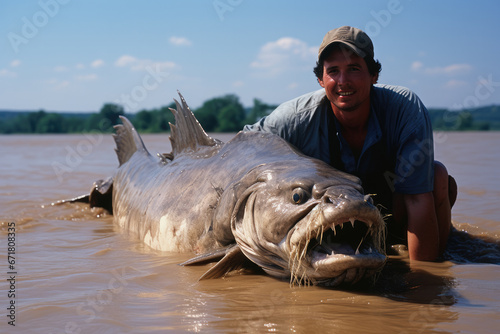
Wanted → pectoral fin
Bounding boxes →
[181,245,251,280]
[180,245,234,266]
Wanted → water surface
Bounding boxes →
[1,132,499,333]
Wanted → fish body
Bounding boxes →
[101,93,386,286]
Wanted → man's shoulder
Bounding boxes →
[244,89,327,135]
[371,84,427,124]
[372,84,422,105]
[278,89,327,113]
[372,84,431,142]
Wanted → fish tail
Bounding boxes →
[113,116,149,166]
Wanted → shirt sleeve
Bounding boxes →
[391,89,434,194]
[242,102,293,141]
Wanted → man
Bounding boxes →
[244,26,457,261]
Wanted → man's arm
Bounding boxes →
[404,192,440,261]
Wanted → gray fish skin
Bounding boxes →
[110,93,386,286]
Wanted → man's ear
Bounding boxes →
[318,77,325,88]
[372,73,379,85]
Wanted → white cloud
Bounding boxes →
[232,80,244,87]
[76,74,98,81]
[444,80,468,88]
[410,61,423,71]
[426,63,472,75]
[114,54,177,71]
[90,59,104,68]
[251,37,317,76]
[169,36,192,46]
[115,55,137,67]
[411,61,472,75]
[56,81,70,89]
[54,65,69,72]
[46,79,70,90]
[10,59,21,67]
[76,63,85,70]
[0,69,17,77]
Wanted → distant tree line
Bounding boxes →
[0,103,125,134]
[132,94,276,133]
[427,108,492,131]
[0,94,499,134]
[0,94,277,134]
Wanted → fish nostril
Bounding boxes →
[323,196,337,204]
[364,194,373,204]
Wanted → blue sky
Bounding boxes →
[1,0,499,113]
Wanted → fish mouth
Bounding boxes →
[287,209,386,287]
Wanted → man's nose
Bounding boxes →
[337,70,349,85]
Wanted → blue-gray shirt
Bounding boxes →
[243,84,434,199]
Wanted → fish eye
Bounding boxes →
[291,188,308,204]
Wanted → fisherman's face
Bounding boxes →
[318,47,378,114]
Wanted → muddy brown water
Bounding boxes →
[1,132,499,333]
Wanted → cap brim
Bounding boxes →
[319,41,369,60]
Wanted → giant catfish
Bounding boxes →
[81,92,386,287]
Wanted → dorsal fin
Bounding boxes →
[168,91,220,156]
[113,116,149,166]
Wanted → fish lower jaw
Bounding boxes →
[302,249,386,286]
[310,244,382,261]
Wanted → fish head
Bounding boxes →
[227,160,386,286]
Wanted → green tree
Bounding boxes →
[457,112,473,130]
[65,116,87,132]
[27,110,47,132]
[217,104,246,132]
[8,114,31,133]
[85,113,108,132]
[134,109,154,131]
[99,103,125,130]
[195,94,245,132]
[132,103,175,132]
[35,113,64,133]
[244,98,277,125]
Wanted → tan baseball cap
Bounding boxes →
[318,26,374,60]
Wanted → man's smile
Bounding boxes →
[337,91,355,96]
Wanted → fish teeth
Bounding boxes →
[355,236,365,255]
